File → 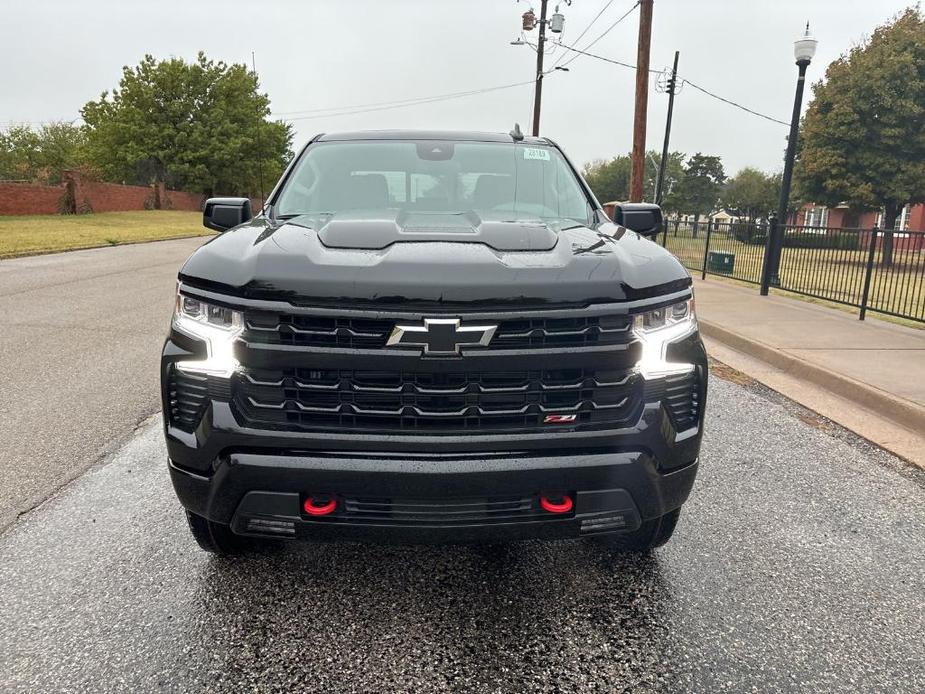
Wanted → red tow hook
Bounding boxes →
[303,496,337,516]
[540,494,573,514]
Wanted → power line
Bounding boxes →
[551,0,617,68]
[681,79,789,127]
[274,79,540,122]
[554,42,790,126]
[558,1,640,69]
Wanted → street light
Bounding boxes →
[762,23,818,295]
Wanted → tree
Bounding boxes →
[582,150,685,211]
[673,153,725,234]
[0,122,87,184]
[81,52,293,196]
[643,150,686,212]
[583,155,632,204]
[722,167,780,221]
[796,7,925,265]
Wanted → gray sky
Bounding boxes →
[0,0,913,175]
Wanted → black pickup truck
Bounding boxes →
[162,130,707,554]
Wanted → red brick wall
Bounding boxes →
[0,172,264,216]
[165,190,205,211]
[80,181,151,212]
[0,182,64,215]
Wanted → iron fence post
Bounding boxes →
[701,221,713,280]
[760,214,779,295]
[859,226,878,321]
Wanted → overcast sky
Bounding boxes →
[0,0,913,175]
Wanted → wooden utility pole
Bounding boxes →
[629,0,654,202]
[532,0,549,136]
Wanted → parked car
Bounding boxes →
[161,129,708,554]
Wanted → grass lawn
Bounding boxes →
[0,210,212,259]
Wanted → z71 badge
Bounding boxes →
[544,414,577,424]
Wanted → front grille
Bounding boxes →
[167,368,209,430]
[245,313,394,349]
[234,367,642,433]
[334,494,553,526]
[243,311,633,350]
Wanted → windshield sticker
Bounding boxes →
[523,147,550,161]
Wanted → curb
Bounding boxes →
[699,319,925,434]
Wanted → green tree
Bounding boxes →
[796,7,925,265]
[0,122,87,184]
[722,167,780,221]
[582,150,685,211]
[81,52,293,196]
[673,153,725,234]
[643,150,686,212]
[582,155,632,204]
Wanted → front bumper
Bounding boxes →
[170,448,698,543]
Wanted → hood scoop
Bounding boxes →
[315,210,559,252]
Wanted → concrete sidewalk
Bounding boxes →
[693,278,925,466]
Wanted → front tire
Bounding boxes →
[590,508,681,553]
[185,511,249,555]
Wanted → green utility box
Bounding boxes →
[707,251,735,274]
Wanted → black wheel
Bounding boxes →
[590,508,681,553]
[185,510,249,555]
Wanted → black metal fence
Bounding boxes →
[660,219,925,324]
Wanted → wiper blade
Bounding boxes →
[276,212,333,220]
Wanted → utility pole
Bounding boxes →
[629,0,654,202]
[252,51,266,207]
[532,0,549,136]
[654,50,679,206]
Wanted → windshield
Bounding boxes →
[274,140,593,225]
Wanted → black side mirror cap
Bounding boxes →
[612,202,663,237]
[203,197,253,232]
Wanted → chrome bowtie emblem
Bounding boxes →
[386,318,498,355]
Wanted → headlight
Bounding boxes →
[632,298,697,379]
[172,292,243,378]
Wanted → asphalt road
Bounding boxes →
[1,374,922,693]
[0,237,208,530]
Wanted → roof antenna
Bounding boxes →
[510,122,524,141]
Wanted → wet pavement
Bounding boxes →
[1,376,923,693]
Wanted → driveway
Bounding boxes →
[1,375,922,692]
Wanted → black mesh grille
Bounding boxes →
[234,367,642,433]
[243,311,632,350]
[167,368,209,431]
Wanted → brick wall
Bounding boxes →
[0,182,64,215]
[80,180,152,212]
[165,189,205,211]
[0,171,261,216]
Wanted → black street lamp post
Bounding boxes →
[761,23,818,295]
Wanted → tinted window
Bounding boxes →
[275,141,592,224]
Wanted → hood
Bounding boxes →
[179,211,691,308]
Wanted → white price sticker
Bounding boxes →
[522,147,551,161]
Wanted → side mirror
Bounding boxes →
[203,197,253,232]
[612,202,663,237]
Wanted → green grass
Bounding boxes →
[0,211,211,259]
